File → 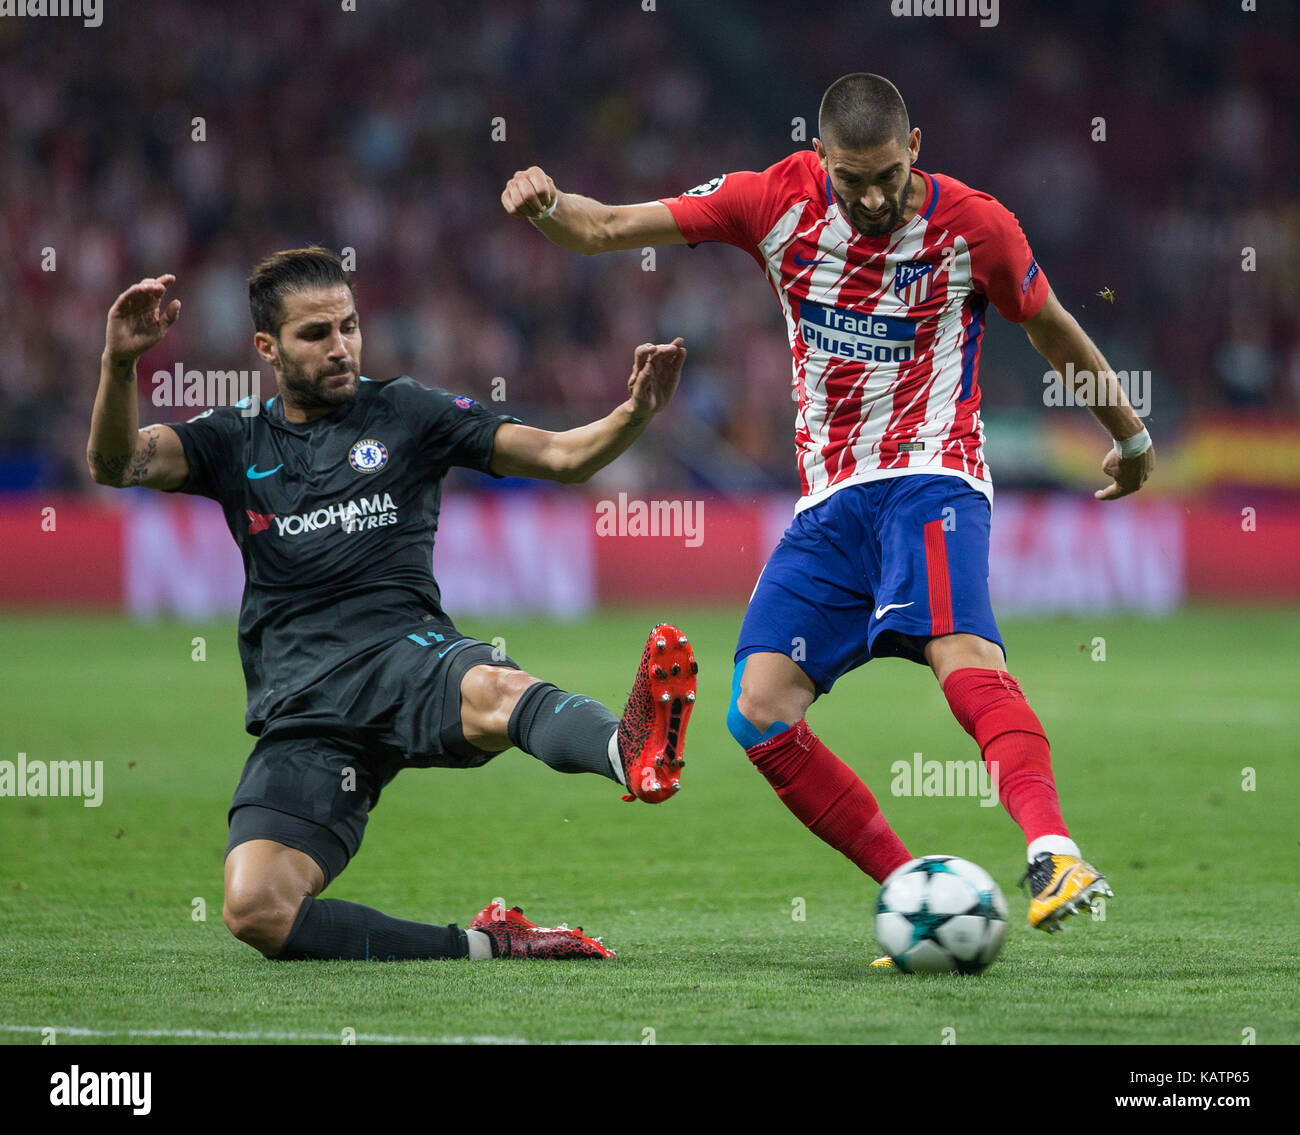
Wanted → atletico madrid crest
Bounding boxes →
[894,260,936,307]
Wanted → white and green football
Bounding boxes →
[875,855,1009,974]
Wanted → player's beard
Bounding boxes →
[276,350,359,413]
[836,172,912,238]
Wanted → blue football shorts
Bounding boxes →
[736,474,1004,694]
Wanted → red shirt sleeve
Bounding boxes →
[964,196,1050,322]
[659,157,804,257]
[660,171,765,252]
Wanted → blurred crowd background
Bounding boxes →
[2,0,1296,495]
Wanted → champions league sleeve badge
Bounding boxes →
[348,438,389,473]
[684,175,725,197]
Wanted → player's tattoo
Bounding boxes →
[88,429,158,486]
[87,449,130,484]
[126,430,158,485]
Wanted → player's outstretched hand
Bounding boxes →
[627,337,686,422]
[1095,442,1154,501]
[502,166,558,220]
[105,274,181,363]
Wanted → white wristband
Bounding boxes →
[1114,427,1151,459]
[531,195,559,222]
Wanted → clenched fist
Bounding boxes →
[502,166,558,221]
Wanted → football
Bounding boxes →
[875,855,1009,974]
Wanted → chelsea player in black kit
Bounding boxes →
[87,247,697,961]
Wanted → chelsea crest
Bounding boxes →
[348,438,388,474]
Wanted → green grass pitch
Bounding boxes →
[1,607,1296,1045]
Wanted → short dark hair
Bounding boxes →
[247,245,354,336]
[818,73,910,152]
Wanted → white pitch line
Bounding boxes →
[0,1023,637,1045]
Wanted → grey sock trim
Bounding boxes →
[608,729,626,786]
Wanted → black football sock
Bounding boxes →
[507,681,621,781]
[272,896,475,961]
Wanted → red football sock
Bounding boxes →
[746,720,912,883]
[943,667,1068,845]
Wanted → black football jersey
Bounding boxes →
[167,377,515,735]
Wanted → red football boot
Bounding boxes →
[470,900,616,959]
[617,623,697,803]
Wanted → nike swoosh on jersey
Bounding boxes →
[874,601,915,620]
[246,464,284,479]
[793,252,827,266]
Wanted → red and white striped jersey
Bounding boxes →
[660,151,1049,511]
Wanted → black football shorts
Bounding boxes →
[226,629,519,884]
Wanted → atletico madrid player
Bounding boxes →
[504,73,1155,937]
[87,248,696,962]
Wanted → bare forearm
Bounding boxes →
[550,401,651,482]
[504,167,682,253]
[492,338,683,482]
[494,402,651,483]
[529,191,615,255]
[1035,315,1144,441]
[87,352,146,485]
